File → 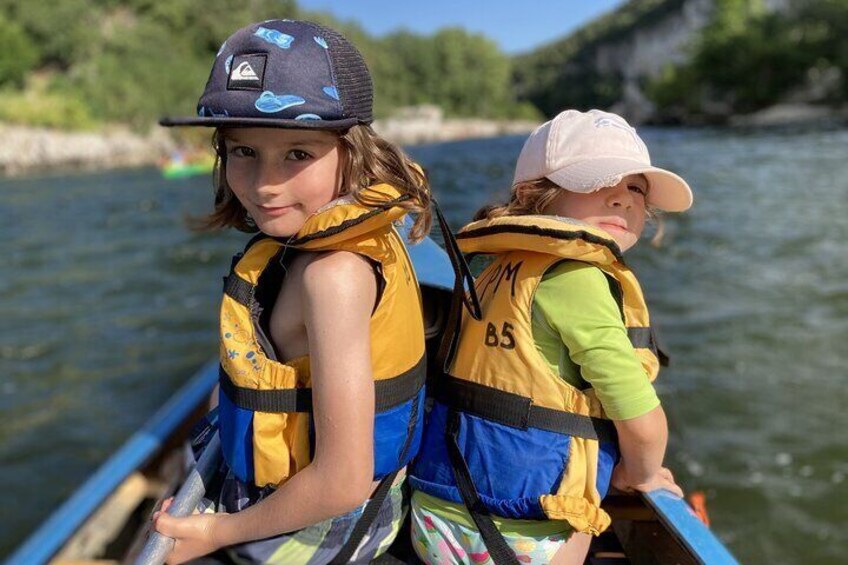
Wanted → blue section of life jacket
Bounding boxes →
[218,383,255,484]
[218,383,425,483]
[410,401,618,520]
[374,387,425,478]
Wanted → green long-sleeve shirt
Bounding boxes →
[411,260,661,535]
[532,260,659,420]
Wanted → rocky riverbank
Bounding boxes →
[373,105,537,145]
[0,106,538,177]
[0,124,175,177]
[5,101,843,177]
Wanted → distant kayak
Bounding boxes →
[159,154,215,179]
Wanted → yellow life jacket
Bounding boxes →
[410,215,661,537]
[218,183,427,488]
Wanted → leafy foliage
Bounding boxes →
[0,13,38,87]
[0,0,534,130]
[648,0,848,119]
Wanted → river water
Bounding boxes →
[1,127,846,563]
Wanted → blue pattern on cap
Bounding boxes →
[254,27,294,49]
[167,20,373,128]
[323,86,339,100]
[255,92,305,113]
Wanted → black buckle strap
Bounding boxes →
[219,355,426,414]
[436,375,617,443]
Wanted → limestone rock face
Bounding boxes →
[529,0,799,124]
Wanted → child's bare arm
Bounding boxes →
[155,251,377,560]
[611,404,683,497]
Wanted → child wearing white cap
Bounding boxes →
[409,109,692,564]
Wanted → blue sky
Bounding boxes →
[297,0,628,54]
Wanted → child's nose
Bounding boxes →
[606,185,633,209]
[253,161,287,193]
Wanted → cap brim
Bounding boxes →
[159,115,363,130]
[546,157,693,212]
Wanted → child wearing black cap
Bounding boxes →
[154,19,432,564]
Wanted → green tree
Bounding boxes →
[647,0,847,119]
[65,19,209,129]
[429,29,511,117]
[0,0,105,69]
[0,14,39,87]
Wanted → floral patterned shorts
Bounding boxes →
[410,493,572,564]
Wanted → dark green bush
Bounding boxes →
[0,14,39,87]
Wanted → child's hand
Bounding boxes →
[152,497,228,564]
[610,463,684,498]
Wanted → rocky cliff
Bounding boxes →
[513,0,833,125]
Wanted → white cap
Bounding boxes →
[513,109,693,212]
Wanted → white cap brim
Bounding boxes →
[545,156,693,212]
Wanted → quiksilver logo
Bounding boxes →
[231,61,258,81]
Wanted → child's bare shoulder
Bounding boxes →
[299,251,377,299]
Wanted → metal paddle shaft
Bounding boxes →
[134,432,222,565]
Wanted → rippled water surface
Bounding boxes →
[2,128,847,563]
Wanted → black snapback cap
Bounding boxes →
[160,19,373,130]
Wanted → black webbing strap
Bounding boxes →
[219,365,312,412]
[436,375,617,443]
[432,200,482,378]
[396,390,422,465]
[628,326,656,353]
[446,410,520,565]
[628,326,670,367]
[328,469,400,565]
[219,355,426,414]
[372,355,426,412]
[223,273,254,308]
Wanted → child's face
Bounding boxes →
[222,127,343,237]
[542,174,648,252]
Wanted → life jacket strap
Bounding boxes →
[289,193,411,246]
[219,354,426,414]
[445,410,521,565]
[436,375,617,443]
[327,469,400,565]
[627,326,670,366]
[223,272,254,307]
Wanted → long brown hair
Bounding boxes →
[473,178,562,221]
[191,124,432,242]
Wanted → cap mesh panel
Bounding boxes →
[308,22,373,125]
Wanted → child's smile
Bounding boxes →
[223,127,344,237]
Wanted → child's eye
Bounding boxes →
[628,184,648,197]
[286,149,311,161]
[228,145,255,158]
